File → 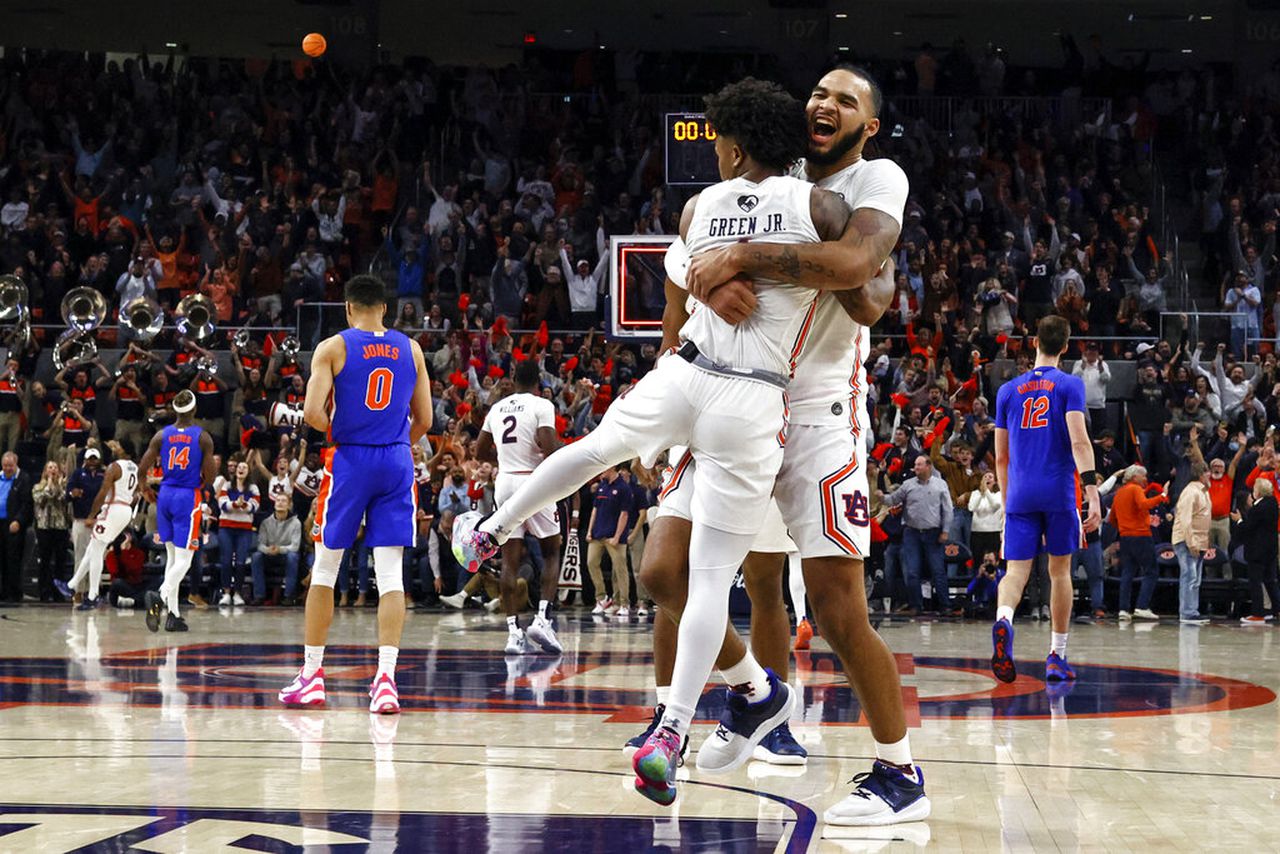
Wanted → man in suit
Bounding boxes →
[0,451,34,602]
[1233,478,1280,625]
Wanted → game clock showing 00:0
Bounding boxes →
[665,112,720,186]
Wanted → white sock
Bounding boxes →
[1051,632,1069,658]
[787,552,806,622]
[720,652,771,703]
[661,524,755,739]
[655,684,671,707]
[162,549,194,617]
[303,645,324,678]
[875,734,917,779]
[480,426,632,543]
[84,539,108,601]
[538,599,550,621]
[996,605,1015,624]
[507,615,520,632]
[377,645,398,679]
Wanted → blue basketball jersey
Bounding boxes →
[994,366,1084,514]
[159,424,205,489]
[330,328,416,446]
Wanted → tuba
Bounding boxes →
[175,294,217,342]
[0,275,27,322]
[0,275,30,363]
[195,354,218,376]
[54,287,107,371]
[280,334,300,358]
[233,328,251,349]
[119,296,164,344]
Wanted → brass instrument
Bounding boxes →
[54,287,108,371]
[195,354,218,376]
[233,328,251,349]
[0,275,27,322]
[175,294,217,341]
[119,297,164,344]
[280,335,300,358]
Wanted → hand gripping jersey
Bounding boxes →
[679,175,822,376]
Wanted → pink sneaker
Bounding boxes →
[633,725,684,806]
[369,673,400,714]
[279,668,326,707]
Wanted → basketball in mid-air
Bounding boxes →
[302,33,327,58]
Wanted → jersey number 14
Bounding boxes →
[1020,396,1050,430]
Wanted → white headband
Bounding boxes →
[173,396,196,414]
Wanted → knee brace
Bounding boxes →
[310,543,342,589]
[373,546,405,594]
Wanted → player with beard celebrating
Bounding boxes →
[647,65,927,826]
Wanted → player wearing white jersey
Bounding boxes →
[476,358,565,655]
[454,78,870,807]
[63,441,139,608]
[639,66,930,827]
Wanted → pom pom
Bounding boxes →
[458,293,471,311]
[563,356,579,374]
[487,365,505,379]
[512,348,527,362]
[455,402,471,418]
[536,321,549,348]
[890,393,911,409]
[449,371,468,390]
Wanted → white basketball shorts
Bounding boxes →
[655,449,796,554]
[602,354,785,536]
[495,471,560,540]
[91,503,134,545]
[772,422,870,559]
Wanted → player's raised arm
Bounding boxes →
[1066,411,1101,533]
[408,339,434,444]
[303,337,339,434]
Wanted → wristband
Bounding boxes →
[1080,470,1098,486]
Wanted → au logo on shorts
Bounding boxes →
[831,402,843,416]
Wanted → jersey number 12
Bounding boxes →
[1021,396,1050,430]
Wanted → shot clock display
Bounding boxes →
[664,112,720,186]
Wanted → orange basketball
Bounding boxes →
[302,33,327,58]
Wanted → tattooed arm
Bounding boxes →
[687,189,901,300]
[833,256,896,326]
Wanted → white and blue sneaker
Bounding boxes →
[451,511,499,574]
[751,721,808,765]
[823,761,931,826]
[695,669,794,773]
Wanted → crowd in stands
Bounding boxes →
[0,43,1276,622]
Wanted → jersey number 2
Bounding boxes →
[365,368,393,411]
[1021,396,1050,429]
[501,415,518,444]
[167,447,190,470]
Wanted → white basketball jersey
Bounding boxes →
[110,460,140,504]
[483,392,556,473]
[680,175,822,376]
[786,158,908,428]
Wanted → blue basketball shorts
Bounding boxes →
[1003,510,1082,560]
[312,444,417,550]
[157,485,203,551]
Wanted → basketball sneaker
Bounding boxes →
[794,618,814,650]
[695,670,794,773]
[505,629,528,655]
[1045,652,1077,681]
[144,590,164,633]
[991,617,1016,683]
[451,511,498,573]
[369,673,400,714]
[279,668,327,707]
[526,616,562,653]
[752,721,808,765]
[76,597,98,611]
[624,704,665,757]
[165,614,189,632]
[53,579,73,601]
[633,726,684,806]
[823,761,931,826]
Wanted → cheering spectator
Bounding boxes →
[1171,461,1212,625]
[1109,465,1167,620]
[882,456,955,615]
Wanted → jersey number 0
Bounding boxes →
[365,368,394,411]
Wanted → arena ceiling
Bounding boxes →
[0,0,1274,69]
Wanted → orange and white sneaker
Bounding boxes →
[794,618,814,651]
[368,673,401,715]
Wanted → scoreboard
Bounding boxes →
[664,112,720,186]
[606,235,675,340]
